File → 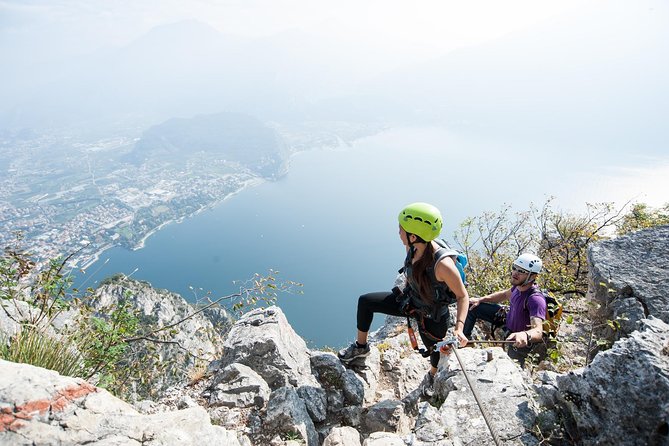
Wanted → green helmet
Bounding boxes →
[398,202,443,241]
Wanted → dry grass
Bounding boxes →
[187,361,210,386]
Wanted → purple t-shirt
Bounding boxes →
[505,285,547,333]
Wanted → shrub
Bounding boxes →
[453,198,631,368]
[0,328,84,377]
[616,202,669,235]
[0,241,300,399]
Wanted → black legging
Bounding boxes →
[357,291,449,368]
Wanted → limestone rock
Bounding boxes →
[0,359,241,446]
[342,370,365,406]
[93,279,223,359]
[207,362,270,408]
[91,278,225,397]
[0,299,31,341]
[297,385,328,423]
[436,348,539,445]
[0,298,79,339]
[362,431,406,446]
[264,386,319,446]
[362,399,411,435]
[413,402,448,443]
[376,331,429,399]
[323,426,362,446]
[218,306,317,389]
[310,351,347,388]
[538,317,669,446]
[588,225,669,337]
[343,347,382,404]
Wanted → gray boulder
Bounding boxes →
[362,399,411,435]
[323,426,362,446]
[588,225,669,337]
[342,369,365,406]
[0,359,241,446]
[374,330,430,398]
[326,388,345,418]
[297,385,328,423]
[436,347,540,445]
[207,362,270,408]
[413,402,448,443]
[362,432,406,445]
[310,351,347,386]
[537,317,669,446]
[218,306,317,389]
[264,386,319,446]
[0,299,31,340]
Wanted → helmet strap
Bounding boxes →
[406,232,423,259]
[406,233,429,262]
[522,274,536,286]
[408,244,417,261]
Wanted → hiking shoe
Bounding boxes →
[338,342,371,363]
[420,372,435,398]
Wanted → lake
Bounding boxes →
[77,125,668,348]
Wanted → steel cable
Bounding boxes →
[451,347,503,446]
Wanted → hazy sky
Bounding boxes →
[4,1,666,111]
[2,0,667,199]
[1,0,598,63]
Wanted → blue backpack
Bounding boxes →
[433,239,468,286]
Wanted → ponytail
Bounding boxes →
[411,242,435,305]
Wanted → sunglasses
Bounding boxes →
[511,265,530,275]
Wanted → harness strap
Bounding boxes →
[406,311,443,357]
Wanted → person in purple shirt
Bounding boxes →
[463,253,547,366]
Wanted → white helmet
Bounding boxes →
[513,253,542,274]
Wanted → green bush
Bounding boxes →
[455,199,629,300]
[616,202,669,235]
[1,240,300,399]
[453,198,633,369]
[0,328,84,377]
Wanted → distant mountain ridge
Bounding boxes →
[129,112,289,177]
[2,3,667,153]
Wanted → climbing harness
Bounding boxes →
[406,317,436,358]
[434,338,503,446]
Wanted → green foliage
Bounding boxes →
[536,200,635,300]
[73,295,141,388]
[0,244,142,389]
[98,273,128,286]
[616,202,669,235]
[0,241,91,377]
[454,198,632,369]
[281,431,304,442]
[230,270,303,315]
[454,207,532,297]
[0,241,301,400]
[0,328,84,377]
[455,198,627,299]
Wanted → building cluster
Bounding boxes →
[1,132,259,273]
